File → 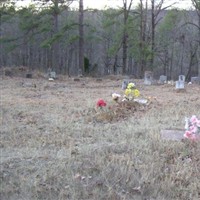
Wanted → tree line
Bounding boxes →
[0,0,200,80]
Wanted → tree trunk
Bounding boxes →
[139,0,148,78]
[150,0,155,70]
[122,0,128,75]
[79,0,84,75]
[122,0,133,75]
[52,0,60,73]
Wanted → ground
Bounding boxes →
[1,73,200,200]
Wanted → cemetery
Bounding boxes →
[1,0,200,199]
[1,72,200,200]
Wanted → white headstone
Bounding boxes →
[175,80,184,89]
[179,75,185,82]
[175,75,185,89]
[50,71,56,79]
[144,71,153,85]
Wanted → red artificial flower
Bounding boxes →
[97,99,107,107]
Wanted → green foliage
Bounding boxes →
[18,7,41,31]
[0,36,19,52]
[0,4,16,23]
[159,10,180,34]
[101,9,124,57]
[41,32,64,48]
[65,35,79,44]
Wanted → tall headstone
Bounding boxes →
[144,71,153,85]
[179,75,185,82]
[175,75,185,90]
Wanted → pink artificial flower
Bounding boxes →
[196,120,200,128]
[184,131,192,139]
[190,115,198,125]
[189,125,198,134]
[190,134,198,141]
[184,131,200,141]
[96,99,107,108]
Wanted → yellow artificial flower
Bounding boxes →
[125,88,132,96]
[133,89,140,97]
[127,82,135,89]
[125,88,140,99]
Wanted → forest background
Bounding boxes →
[0,0,200,80]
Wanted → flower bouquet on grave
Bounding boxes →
[95,99,115,122]
[184,115,200,141]
[123,82,140,101]
[96,99,107,112]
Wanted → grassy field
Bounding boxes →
[1,74,200,200]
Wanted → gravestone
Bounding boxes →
[26,73,32,78]
[191,77,200,84]
[144,71,153,85]
[160,129,184,141]
[179,75,185,82]
[175,75,185,90]
[159,75,167,84]
[49,71,56,79]
[122,79,130,90]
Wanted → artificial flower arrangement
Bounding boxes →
[124,82,140,101]
[184,115,200,141]
[112,93,121,102]
[96,99,107,108]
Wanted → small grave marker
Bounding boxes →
[159,75,167,84]
[26,73,32,78]
[191,76,200,84]
[50,71,56,79]
[122,79,130,90]
[160,129,184,141]
[74,78,80,81]
[144,71,153,85]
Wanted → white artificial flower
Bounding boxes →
[112,93,121,100]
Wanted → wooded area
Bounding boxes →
[0,0,200,80]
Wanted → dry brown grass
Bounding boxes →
[1,74,200,200]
